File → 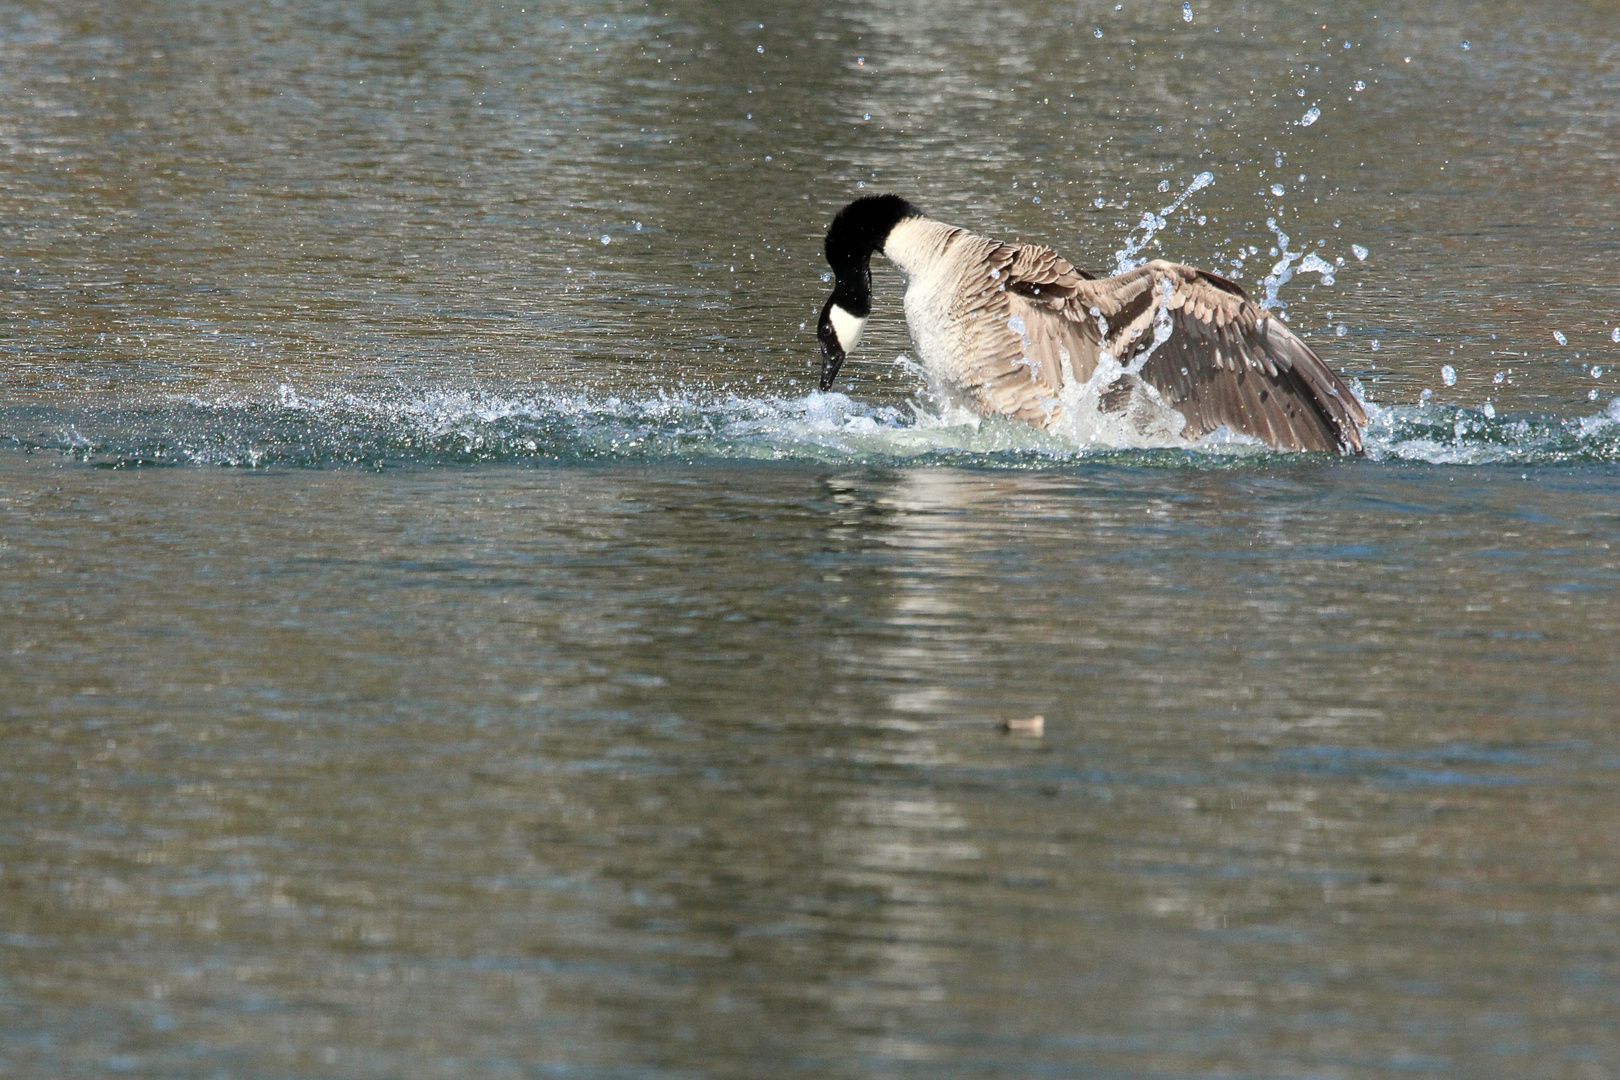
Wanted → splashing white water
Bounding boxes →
[1258,220,1337,311]
[1113,171,1216,274]
[17,372,1620,470]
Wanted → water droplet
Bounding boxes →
[1494,371,1505,384]
[1189,171,1214,191]
[634,221,643,231]
[1482,401,1496,419]
[857,57,865,66]
[1370,340,1381,351]
[1590,388,1600,400]
[1094,197,1106,208]
[1461,41,1471,51]
[1182,3,1193,22]
[1299,106,1321,126]
[1353,80,1366,91]
[1594,366,1605,378]
[1094,27,1104,37]
[1420,388,1433,401]
[990,268,1001,279]
[1612,327,1620,343]
[1344,41,1352,50]
[1336,324,1347,337]
[1270,184,1286,196]
[756,44,764,53]
[821,272,832,282]
[1351,244,1369,261]
[1441,364,1456,386]
[1158,180,1170,193]
[601,235,611,244]
[1552,329,1568,345]
[863,113,871,120]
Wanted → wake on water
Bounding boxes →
[6,378,1620,469]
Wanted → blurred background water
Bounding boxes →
[2,1,1619,1077]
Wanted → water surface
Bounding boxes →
[3,1,1619,1077]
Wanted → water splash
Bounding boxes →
[9,381,1620,469]
[1364,398,1620,465]
[1258,219,1337,312]
[1113,171,1215,274]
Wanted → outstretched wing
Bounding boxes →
[959,247,1365,453]
[1070,260,1364,452]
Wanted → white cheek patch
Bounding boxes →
[829,305,868,354]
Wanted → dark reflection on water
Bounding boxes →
[3,0,1620,1076]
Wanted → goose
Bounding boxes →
[815,194,1366,454]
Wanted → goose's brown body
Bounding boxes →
[818,196,1366,454]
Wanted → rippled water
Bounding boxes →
[3,1,1620,1077]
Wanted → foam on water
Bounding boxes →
[7,381,1620,470]
[1363,396,1620,465]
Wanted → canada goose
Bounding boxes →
[815,194,1366,454]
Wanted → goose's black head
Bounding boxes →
[816,194,922,390]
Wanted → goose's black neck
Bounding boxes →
[823,195,921,315]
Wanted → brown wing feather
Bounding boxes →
[970,251,1364,453]
[1085,261,1365,453]
[934,242,1362,453]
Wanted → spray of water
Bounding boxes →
[8,380,1620,469]
[1113,171,1216,275]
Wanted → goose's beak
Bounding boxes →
[819,337,845,391]
[816,298,864,391]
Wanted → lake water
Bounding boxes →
[2,2,1618,1077]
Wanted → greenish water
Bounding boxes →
[3,1,1619,1077]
